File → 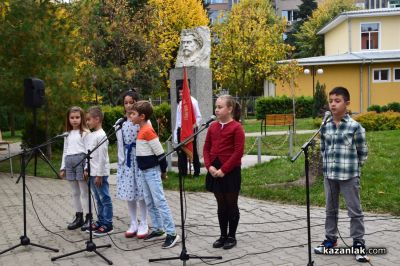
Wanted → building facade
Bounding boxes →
[276,8,400,113]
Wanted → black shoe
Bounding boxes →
[354,240,370,262]
[162,234,179,249]
[67,212,84,230]
[223,237,237,250]
[213,237,226,248]
[81,214,92,231]
[143,230,166,242]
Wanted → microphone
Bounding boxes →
[55,132,69,138]
[114,117,127,128]
[201,115,216,126]
[322,111,331,125]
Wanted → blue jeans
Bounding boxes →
[140,166,176,235]
[90,176,113,227]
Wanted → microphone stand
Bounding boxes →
[0,137,61,256]
[15,133,65,184]
[291,119,328,266]
[149,121,222,265]
[51,126,119,265]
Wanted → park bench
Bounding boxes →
[0,130,14,177]
[260,114,294,135]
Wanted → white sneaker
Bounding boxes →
[137,221,149,239]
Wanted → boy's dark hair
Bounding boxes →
[329,87,350,102]
[122,89,139,103]
[87,106,104,122]
[133,100,153,121]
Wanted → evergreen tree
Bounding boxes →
[298,0,317,20]
[312,81,328,118]
[285,0,317,56]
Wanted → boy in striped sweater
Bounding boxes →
[127,101,179,249]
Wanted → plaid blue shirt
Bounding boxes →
[320,114,368,180]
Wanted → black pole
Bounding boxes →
[304,147,313,266]
[149,122,222,264]
[33,108,38,176]
[291,118,328,266]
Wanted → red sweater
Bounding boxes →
[203,120,245,174]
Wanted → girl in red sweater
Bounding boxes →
[203,95,245,250]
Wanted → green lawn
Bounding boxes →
[162,130,400,215]
[242,117,316,133]
[1,130,22,143]
[2,129,399,215]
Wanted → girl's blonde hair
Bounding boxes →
[217,94,241,122]
[65,106,88,135]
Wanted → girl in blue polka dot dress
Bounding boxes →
[115,90,148,238]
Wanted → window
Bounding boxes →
[394,68,400,82]
[373,68,390,82]
[281,10,299,24]
[361,23,380,50]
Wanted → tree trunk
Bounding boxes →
[8,110,15,137]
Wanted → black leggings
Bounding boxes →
[214,192,240,238]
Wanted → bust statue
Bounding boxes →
[175,26,211,68]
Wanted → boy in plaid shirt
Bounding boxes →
[314,87,369,263]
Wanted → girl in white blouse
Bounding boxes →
[60,106,90,231]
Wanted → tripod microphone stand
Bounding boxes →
[0,138,61,256]
[51,126,120,265]
[15,133,65,184]
[149,121,222,265]
[291,114,330,266]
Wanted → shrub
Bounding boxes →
[367,102,400,113]
[353,111,400,131]
[255,96,313,119]
[386,102,400,112]
[367,105,382,113]
[101,106,125,144]
[312,81,328,118]
[151,103,171,142]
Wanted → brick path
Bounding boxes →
[0,173,399,266]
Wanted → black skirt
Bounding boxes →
[205,158,241,193]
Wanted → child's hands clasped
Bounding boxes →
[209,166,224,178]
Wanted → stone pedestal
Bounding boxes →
[170,67,213,158]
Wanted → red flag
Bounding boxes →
[180,67,196,160]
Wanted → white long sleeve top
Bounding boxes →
[173,96,202,143]
[86,128,110,177]
[60,129,89,170]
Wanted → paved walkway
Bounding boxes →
[0,172,399,266]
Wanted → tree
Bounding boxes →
[0,0,85,144]
[293,0,357,58]
[148,0,209,90]
[212,0,293,116]
[77,0,162,105]
[298,0,318,20]
[312,81,328,118]
[285,0,318,51]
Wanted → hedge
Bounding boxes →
[367,102,400,113]
[255,95,313,119]
[353,111,400,131]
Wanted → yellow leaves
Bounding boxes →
[0,1,10,19]
[212,0,292,93]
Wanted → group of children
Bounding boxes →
[60,86,370,262]
[60,90,179,248]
